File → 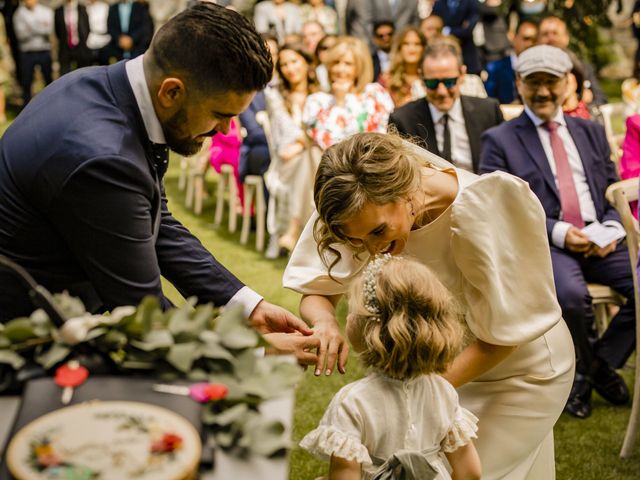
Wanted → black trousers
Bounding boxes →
[19,50,52,105]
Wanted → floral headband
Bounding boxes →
[362,253,393,322]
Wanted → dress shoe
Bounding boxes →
[564,374,592,419]
[592,359,630,406]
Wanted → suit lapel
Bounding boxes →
[461,96,479,171]
[514,113,560,200]
[420,101,439,156]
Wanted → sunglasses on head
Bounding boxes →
[423,77,459,89]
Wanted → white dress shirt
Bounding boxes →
[428,97,473,172]
[86,0,111,50]
[125,55,263,318]
[524,105,624,248]
[13,3,54,52]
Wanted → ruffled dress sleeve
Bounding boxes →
[450,171,562,345]
[300,383,373,465]
[441,406,479,453]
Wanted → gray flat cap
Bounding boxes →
[515,45,572,78]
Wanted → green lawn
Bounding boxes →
[160,158,640,480]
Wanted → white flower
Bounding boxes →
[58,314,102,345]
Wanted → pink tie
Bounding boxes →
[544,121,585,228]
[66,10,77,48]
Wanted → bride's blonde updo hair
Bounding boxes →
[348,255,463,380]
[313,133,424,273]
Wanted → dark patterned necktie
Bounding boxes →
[150,143,169,180]
[442,113,452,162]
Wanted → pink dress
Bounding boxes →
[620,114,640,218]
[210,118,244,206]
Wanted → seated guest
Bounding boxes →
[303,36,394,151]
[54,0,91,75]
[209,118,244,208]
[480,45,634,419]
[371,20,394,82]
[13,0,54,106]
[378,25,427,108]
[389,41,502,173]
[420,13,443,45]
[301,19,325,56]
[437,35,487,98]
[313,33,336,91]
[485,19,538,104]
[265,43,319,254]
[104,0,153,61]
[253,0,302,46]
[538,15,607,107]
[300,0,337,35]
[562,52,591,120]
[619,114,640,218]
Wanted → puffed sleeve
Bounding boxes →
[450,171,562,345]
[283,211,367,295]
[300,384,373,465]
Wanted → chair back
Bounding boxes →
[605,177,640,457]
[598,102,628,166]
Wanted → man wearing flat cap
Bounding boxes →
[479,45,634,419]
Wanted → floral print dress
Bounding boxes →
[302,83,395,150]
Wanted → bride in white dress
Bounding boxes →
[283,133,575,479]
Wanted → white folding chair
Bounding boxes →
[599,102,628,167]
[605,177,640,458]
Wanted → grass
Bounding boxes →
[159,158,640,479]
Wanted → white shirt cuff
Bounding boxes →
[602,220,626,241]
[552,221,572,249]
[226,286,263,319]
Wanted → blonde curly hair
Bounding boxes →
[348,255,464,380]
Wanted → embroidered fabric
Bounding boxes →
[441,406,479,452]
[299,425,373,465]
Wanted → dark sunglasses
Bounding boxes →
[375,32,394,39]
[423,77,459,90]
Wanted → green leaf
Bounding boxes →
[0,335,11,348]
[204,403,249,427]
[130,329,174,351]
[101,330,128,349]
[231,349,257,379]
[166,342,200,373]
[52,292,87,318]
[214,306,248,336]
[84,327,107,342]
[4,318,37,342]
[0,350,25,369]
[219,327,258,350]
[126,296,160,337]
[35,344,70,369]
[244,418,289,457]
[200,341,234,362]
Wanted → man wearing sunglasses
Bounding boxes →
[388,41,503,173]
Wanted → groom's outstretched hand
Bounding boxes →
[249,299,313,336]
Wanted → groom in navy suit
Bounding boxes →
[0,4,318,363]
[479,45,634,419]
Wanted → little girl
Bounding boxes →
[300,254,481,480]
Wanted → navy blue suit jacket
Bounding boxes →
[106,2,153,60]
[0,61,244,321]
[479,112,621,244]
[432,0,481,74]
[484,55,517,104]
